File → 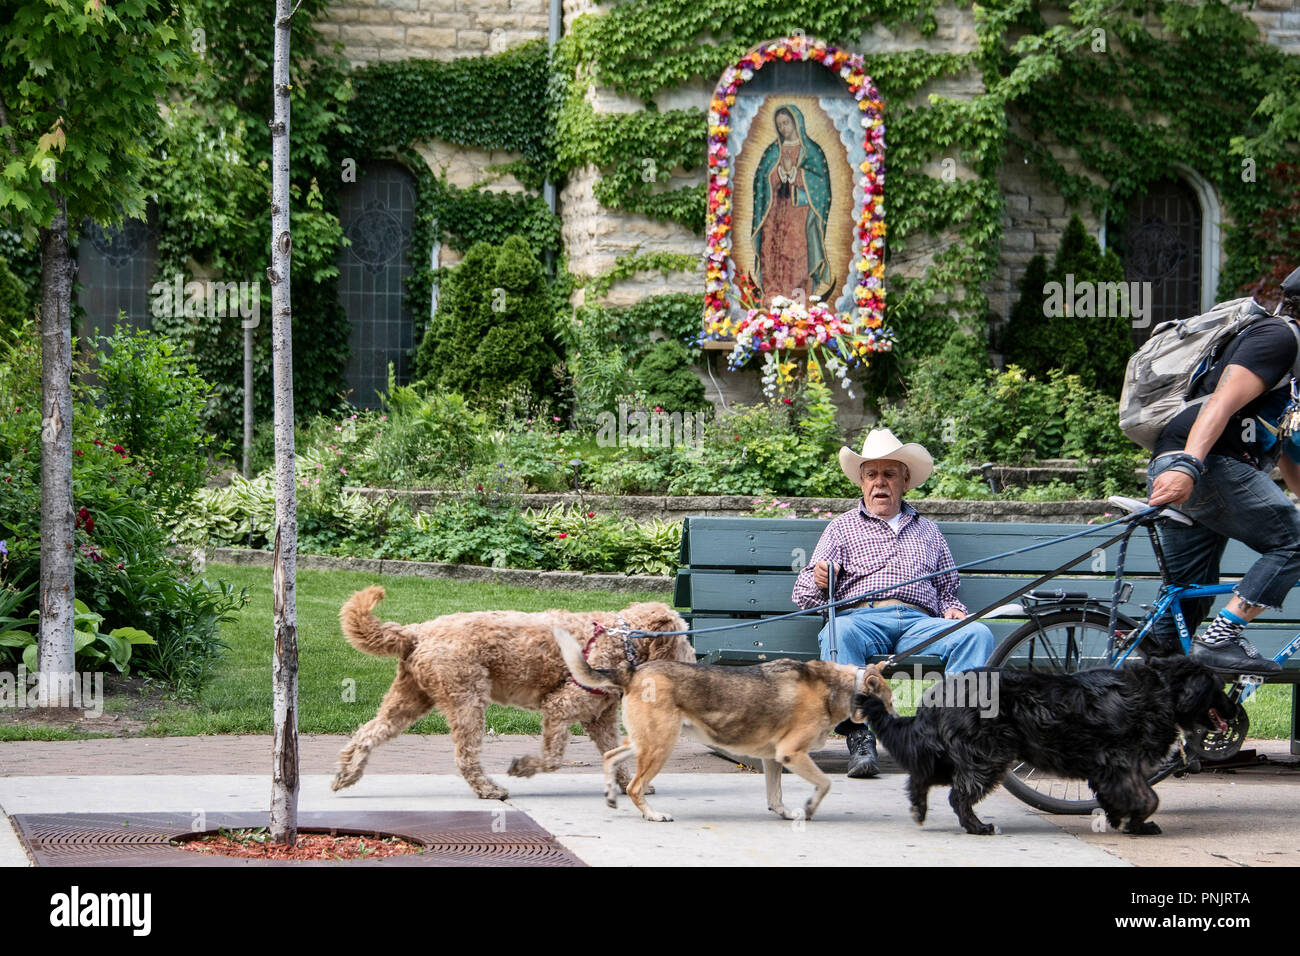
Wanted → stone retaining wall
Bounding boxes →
[343,487,1114,523]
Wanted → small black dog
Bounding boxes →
[852,657,1237,836]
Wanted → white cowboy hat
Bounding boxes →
[838,427,934,491]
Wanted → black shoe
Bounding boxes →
[1189,635,1282,674]
[845,725,879,779]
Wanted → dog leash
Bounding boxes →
[620,509,1160,643]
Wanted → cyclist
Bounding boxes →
[1146,266,1300,673]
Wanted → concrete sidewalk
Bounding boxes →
[1,734,1297,867]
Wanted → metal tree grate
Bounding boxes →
[10,811,585,867]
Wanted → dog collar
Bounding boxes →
[854,667,867,693]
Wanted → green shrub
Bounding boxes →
[560,304,629,428]
[414,236,564,407]
[1001,214,1133,393]
[90,323,220,515]
[880,361,1145,499]
[663,379,844,496]
[0,324,247,693]
[631,340,709,414]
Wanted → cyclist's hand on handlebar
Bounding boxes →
[1148,469,1194,507]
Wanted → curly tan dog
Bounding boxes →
[331,586,694,800]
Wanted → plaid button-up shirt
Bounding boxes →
[790,500,966,617]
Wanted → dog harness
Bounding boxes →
[569,622,615,696]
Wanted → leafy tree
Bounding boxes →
[0,0,186,703]
[149,0,353,443]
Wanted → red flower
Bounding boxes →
[93,440,104,447]
[558,532,568,539]
[74,449,84,456]
[586,511,595,518]
[116,563,124,570]
[112,444,126,456]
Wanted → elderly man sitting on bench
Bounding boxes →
[791,427,995,778]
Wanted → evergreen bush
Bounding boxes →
[1000,215,1133,393]
[414,236,564,406]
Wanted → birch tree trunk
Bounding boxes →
[37,198,76,709]
[268,0,299,846]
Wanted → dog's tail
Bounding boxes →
[339,586,417,658]
[552,626,631,693]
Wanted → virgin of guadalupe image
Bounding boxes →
[750,104,835,305]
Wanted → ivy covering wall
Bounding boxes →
[547,0,1299,389]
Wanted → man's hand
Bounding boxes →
[813,560,831,590]
[943,607,966,621]
[1148,468,1195,506]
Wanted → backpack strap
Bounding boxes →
[1277,317,1300,391]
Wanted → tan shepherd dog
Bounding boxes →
[554,625,893,822]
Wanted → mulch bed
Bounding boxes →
[176,828,423,861]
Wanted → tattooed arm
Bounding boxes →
[1149,364,1270,506]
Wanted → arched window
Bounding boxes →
[338,160,416,407]
[1107,167,1220,344]
[76,205,158,338]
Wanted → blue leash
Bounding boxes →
[624,507,1160,641]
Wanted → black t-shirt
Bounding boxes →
[1154,318,1299,469]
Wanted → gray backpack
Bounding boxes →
[1118,297,1300,451]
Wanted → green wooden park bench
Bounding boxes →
[673,515,1300,754]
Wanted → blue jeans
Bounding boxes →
[816,605,995,673]
[1148,453,1300,643]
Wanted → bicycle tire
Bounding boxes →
[987,607,1143,815]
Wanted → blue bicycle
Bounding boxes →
[987,496,1300,814]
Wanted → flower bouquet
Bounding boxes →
[723,295,894,399]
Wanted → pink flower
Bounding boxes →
[586,511,595,518]
[552,416,561,422]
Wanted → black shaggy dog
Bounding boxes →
[852,657,1237,836]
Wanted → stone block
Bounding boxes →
[357,8,395,24]
[1002,231,1033,251]
[1030,193,1065,215]
[457,29,490,49]
[393,11,434,25]
[432,12,472,28]
[341,24,406,45]
[404,26,458,46]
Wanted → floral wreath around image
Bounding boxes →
[701,35,894,399]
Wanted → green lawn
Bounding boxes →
[146,563,669,736]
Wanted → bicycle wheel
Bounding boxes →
[986,607,1141,815]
